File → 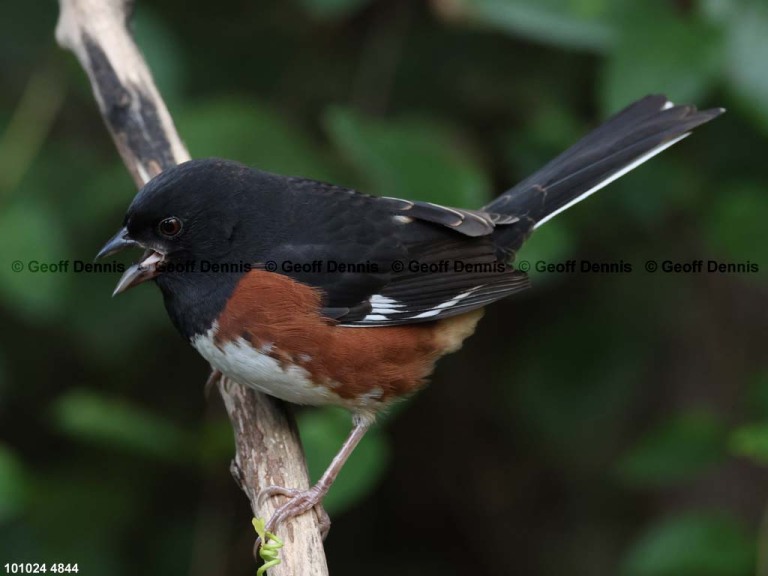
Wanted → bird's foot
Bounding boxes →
[257,484,331,541]
[253,415,372,554]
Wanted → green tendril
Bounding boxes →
[253,517,283,576]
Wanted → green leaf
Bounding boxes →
[434,0,621,53]
[0,444,26,522]
[601,3,722,114]
[617,411,727,487]
[51,390,193,461]
[622,512,755,576]
[724,1,768,131]
[178,97,338,181]
[730,423,768,465]
[298,0,373,20]
[324,107,491,207]
[0,197,70,322]
[298,408,389,515]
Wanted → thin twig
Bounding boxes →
[55,1,328,572]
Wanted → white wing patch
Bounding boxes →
[409,288,478,320]
[358,288,481,323]
[360,294,406,321]
[368,294,405,314]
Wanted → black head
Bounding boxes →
[96,158,288,336]
[97,158,287,292]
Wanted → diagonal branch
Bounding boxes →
[55,1,328,573]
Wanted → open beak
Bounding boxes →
[96,227,166,296]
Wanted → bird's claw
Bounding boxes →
[256,484,332,543]
[257,485,301,507]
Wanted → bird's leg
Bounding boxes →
[258,413,373,540]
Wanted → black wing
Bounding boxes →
[265,177,528,326]
[340,237,529,326]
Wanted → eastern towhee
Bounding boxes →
[97,95,722,537]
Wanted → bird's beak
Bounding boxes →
[96,227,165,297]
[96,227,137,260]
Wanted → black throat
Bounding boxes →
[155,269,244,341]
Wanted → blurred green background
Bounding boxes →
[1,0,767,574]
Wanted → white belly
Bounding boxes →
[192,326,339,406]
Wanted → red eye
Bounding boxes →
[158,217,182,237]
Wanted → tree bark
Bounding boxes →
[55,1,328,573]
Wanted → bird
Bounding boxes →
[96,94,722,538]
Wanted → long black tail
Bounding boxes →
[486,94,724,252]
